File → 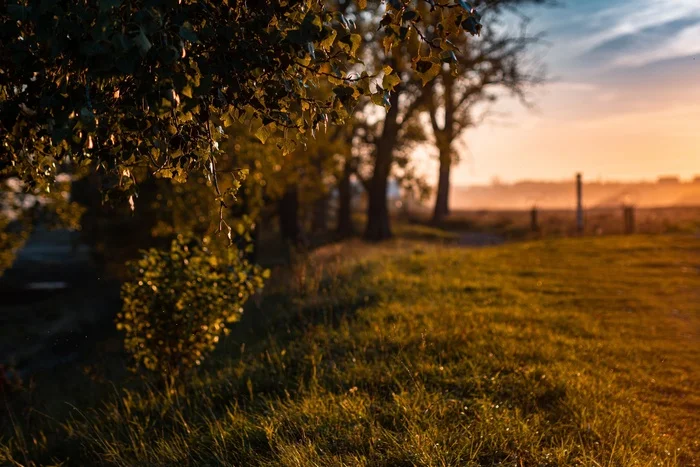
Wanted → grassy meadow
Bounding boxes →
[2,234,698,466]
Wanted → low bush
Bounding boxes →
[118,234,267,376]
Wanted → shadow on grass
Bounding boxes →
[1,258,383,465]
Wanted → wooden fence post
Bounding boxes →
[623,205,635,234]
[530,206,539,233]
[576,173,584,234]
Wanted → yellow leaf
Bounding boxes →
[328,75,344,86]
[349,34,362,56]
[414,60,441,86]
[254,126,270,144]
[320,29,337,50]
[383,36,393,54]
[382,72,401,91]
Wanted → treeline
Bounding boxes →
[0,0,547,377]
[1,1,544,262]
[0,1,544,275]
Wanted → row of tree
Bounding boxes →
[0,0,547,375]
[1,0,545,273]
[264,0,544,245]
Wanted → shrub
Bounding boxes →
[0,215,28,277]
[118,234,267,376]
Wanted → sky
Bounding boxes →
[426,0,700,186]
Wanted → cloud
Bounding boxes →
[612,22,700,67]
[581,16,700,63]
[574,0,700,69]
[579,0,700,47]
[453,0,700,185]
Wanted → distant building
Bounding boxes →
[693,175,700,184]
[657,176,680,185]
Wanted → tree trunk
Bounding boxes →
[365,173,392,241]
[428,69,457,226]
[432,147,451,224]
[364,90,401,242]
[278,185,303,248]
[311,195,328,234]
[310,152,328,235]
[336,157,355,237]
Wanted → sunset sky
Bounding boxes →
[430,0,700,186]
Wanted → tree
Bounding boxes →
[0,1,490,373]
[335,151,358,237]
[361,32,433,241]
[335,125,365,238]
[428,12,543,223]
[305,125,348,237]
[0,0,484,230]
[351,98,431,238]
[359,1,479,240]
[355,0,546,240]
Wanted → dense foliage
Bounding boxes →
[118,234,267,375]
[0,0,483,209]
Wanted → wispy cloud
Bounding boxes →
[611,22,700,67]
[573,0,700,70]
[452,0,700,184]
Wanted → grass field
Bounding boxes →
[2,235,699,466]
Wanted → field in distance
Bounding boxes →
[406,206,700,240]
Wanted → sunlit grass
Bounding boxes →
[2,235,698,466]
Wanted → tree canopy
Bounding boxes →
[0,0,484,214]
